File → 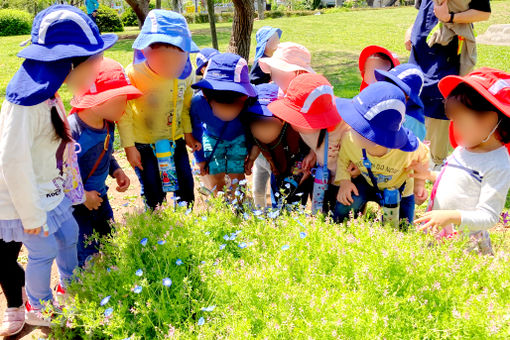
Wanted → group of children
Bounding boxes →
[1,4,510,337]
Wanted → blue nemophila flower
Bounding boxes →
[158,240,166,245]
[243,212,250,220]
[100,296,111,306]
[185,208,192,215]
[232,198,238,205]
[268,210,280,219]
[162,278,172,287]
[223,234,230,241]
[122,202,129,207]
[176,259,183,266]
[296,192,304,197]
[201,260,206,264]
[232,178,239,185]
[202,216,208,221]
[238,242,247,249]
[275,192,280,198]
[219,244,226,250]
[107,267,111,273]
[204,231,210,236]
[217,191,224,196]
[197,317,205,326]
[140,238,148,246]
[170,196,180,201]
[235,190,241,197]
[201,305,216,312]
[253,210,263,216]
[178,201,188,208]
[135,269,143,277]
[133,285,142,294]
[239,179,247,186]
[299,232,307,239]
[281,244,290,250]
[285,183,291,189]
[104,307,113,318]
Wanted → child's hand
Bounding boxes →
[84,190,103,210]
[185,133,202,152]
[24,225,49,237]
[125,146,143,170]
[406,160,436,182]
[302,150,316,171]
[414,185,428,206]
[196,161,209,176]
[347,161,361,178]
[414,210,461,232]
[337,180,359,206]
[244,157,256,176]
[113,169,130,192]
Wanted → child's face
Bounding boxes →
[94,95,128,122]
[208,96,248,122]
[271,69,299,93]
[143,45,189,79]
[251,117,284,144]
[66,54,103,97]
[446,99,499,148]
[264,33,280,57]
[363,56,392,85]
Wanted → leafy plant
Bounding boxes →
[0,9,32,36]
[80,5,124,33]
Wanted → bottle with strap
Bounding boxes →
[311,131,329,214]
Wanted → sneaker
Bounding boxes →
[0,306,25,336]
[25,300,51,327]
[54,283,67,309]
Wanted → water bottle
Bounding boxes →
[311,165,329,214]
[154,140,179,192]
[382,188,400,228]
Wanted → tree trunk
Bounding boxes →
[228,0,254,61]
[172,0,180,13]
[206,0,218,49]
[156,0,162,9]
[125,0,151,28]
[257,0,264,20]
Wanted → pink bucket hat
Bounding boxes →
[259,42,315,74]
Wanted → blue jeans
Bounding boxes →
[334,176,415,224]
[135,139,194,209]
[73,196,113,267]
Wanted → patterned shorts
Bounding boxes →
[203,133,247,175]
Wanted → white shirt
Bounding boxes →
[0,99,65,230]
[433,146,510,231]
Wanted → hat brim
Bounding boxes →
[358,45,400,74]
[191,79,257,97]
[132,33,199,53]
[375,69,424,109]
[247,102,274,117]
[70,85,142,109]
[259,57,315,75]
[439,75,510,117]
[336,97,418,152]
[17,34,118,62]
[268,97,341,130]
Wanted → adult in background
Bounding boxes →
[85,0,99,23]
[405,0,491,168]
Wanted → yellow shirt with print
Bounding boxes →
[118,61,194,147]
[334,131,429,197]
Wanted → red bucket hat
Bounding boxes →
[71,57,142,109]
[438,67,510,150]
[359,45,400,91]
[267,73,342,130]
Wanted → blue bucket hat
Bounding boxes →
[254,26,282,64]
[132,10,199,80]
[17,5,117,62]
[375,63,425,122]
[196,48,219,75]
[335,82,419,152]
[191,53,257,97]
[247,83,280,117]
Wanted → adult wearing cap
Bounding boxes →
[406,0,491,168]
[0,4,117,332]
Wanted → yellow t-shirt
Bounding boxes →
[334,131,429,197]
[118,61,194,147]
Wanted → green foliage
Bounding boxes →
[50,194,510,339]
[0,0,50,15]
[0,9,32,36]
[81,5,124,33]
[121,3,156,27]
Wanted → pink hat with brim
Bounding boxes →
[259,42,315,75]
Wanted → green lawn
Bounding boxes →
[1,1,509,106]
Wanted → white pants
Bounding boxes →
[252,154,272,208]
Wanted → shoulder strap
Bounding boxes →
[85,123,110,183]
[362,148,383,202]
[204,121,229,170]
[171,79,178,140]
[323,130,329,169]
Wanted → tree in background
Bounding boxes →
[124,0,150,27]
[227,0,254,61]
[206,0,218,49]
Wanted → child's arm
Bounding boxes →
[189,97,207,167]
[406,142,437,182]
[181,77,202,151]
[245,145,260,176]
[109,155,130,192]
[118,101,143,170]
[334,135,358,205]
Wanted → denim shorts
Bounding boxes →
[203,133,247,175]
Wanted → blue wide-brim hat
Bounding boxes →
[336,82,419,152]
[132,10,199,80]
[18,5,117,62]
[247,83,280,117]
[192,53,257,97]
[254,26,282,64]
[196,48,219,75]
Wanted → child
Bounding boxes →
[375,63,427,141]
[251,42,315,207]
[359,45,400,91]
[250,26,282,85]
[191,53,257,193]
[269,73,350,213]
[412,68,510,255]
[68,58,141,267]
[245,83,313,207]
[196,47,219,77]
[334,82,429,225]
[0,5,116,329]
[118,10,200,209]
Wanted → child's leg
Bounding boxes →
[0,240,24,308]
[173,139,195,205]
[399,194,416,225]
[253,155,270,207]
[333,176,375,223]
[134,143,166,209]
[53,215,79,288]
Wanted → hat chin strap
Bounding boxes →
[481,120,501,143]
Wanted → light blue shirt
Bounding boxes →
[85,0,99,15]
